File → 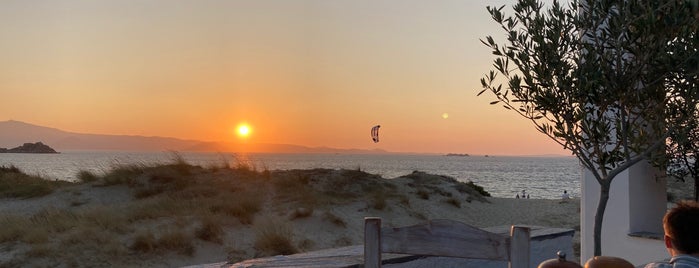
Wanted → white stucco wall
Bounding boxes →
[580,162,668,265]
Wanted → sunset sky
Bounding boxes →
[0,0,569,155]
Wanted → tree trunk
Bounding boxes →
[694,177,698,202]
[594,183,611,256]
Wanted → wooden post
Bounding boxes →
[510,226,531,268]
[364,217,382,268]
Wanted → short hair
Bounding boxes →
[664,200,699,254]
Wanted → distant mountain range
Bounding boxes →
[0,120,388,154]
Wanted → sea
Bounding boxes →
[0,151,582,200]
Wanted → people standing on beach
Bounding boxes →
[644,200,699,268]
[562,190,570,200]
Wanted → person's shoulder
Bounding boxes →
[643,261,673,268]
[672,254,699,267]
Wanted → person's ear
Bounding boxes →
[665,235,673,249]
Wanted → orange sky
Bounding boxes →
[0,0,568,155]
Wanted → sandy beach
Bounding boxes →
[0,164,580,267]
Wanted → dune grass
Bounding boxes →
[196,215,224,243]
[0,156,496,267]
[0,165,73,198]
[253,217,298,256]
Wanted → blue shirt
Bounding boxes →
[644,255,699,268]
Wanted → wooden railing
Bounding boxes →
[364,217,531,268]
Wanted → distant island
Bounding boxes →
[0,142,59,154]
[445,153,470,157]
[0,120,388,154]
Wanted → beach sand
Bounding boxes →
[0,167,580,267]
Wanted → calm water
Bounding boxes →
[0,151,581,199]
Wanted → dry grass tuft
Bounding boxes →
[196,216,224,244]
[0,165,72,198]
[445,197,461,208]
[0,216,29,243]
[26,244,53,258]
[98,164,144,186]
[130,231,157,254]
[334,236,353,247]
[29,208,79,233]
[416,189,430,200]
[158,228,195,256]
[370,190,387,210]
[209,192,263,224]
[322,211,347,228]
[253,217,297,256]
[130,228,195,256]
[77,170,99,183]
[289,207,313,220]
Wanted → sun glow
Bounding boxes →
[236,124,251,138]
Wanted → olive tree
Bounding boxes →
[659,19,699,202]
[479,0,699,256]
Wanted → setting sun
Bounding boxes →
[237,124,251,138]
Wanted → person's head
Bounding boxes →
[663,200,699,256]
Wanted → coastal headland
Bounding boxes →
[0,142,58,154]
[0,159,580,267]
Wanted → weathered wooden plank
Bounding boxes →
[365,217,382,268]
[226,255,362,267]
[380,219,509,260]
[226,246,366,268]
[509,226,530,268]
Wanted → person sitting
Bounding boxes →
[644,200,699,268]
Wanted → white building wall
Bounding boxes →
[580,162,668,265]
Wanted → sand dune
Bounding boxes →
[0,165,580,267]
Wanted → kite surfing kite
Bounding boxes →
[371,125,381,143]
